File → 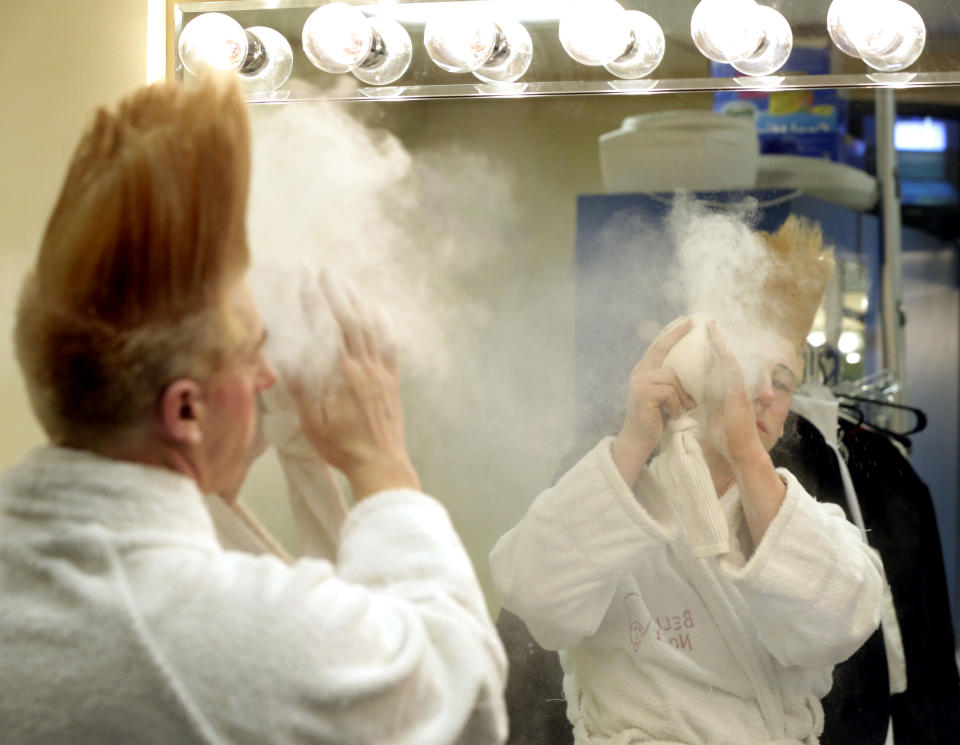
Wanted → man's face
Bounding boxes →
[203,281,277,500]
[751,335,799,452]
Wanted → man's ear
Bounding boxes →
[159,379,204,446]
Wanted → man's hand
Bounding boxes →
[704,321,766,467]
[293,270,421,500]
[611,316,697,487]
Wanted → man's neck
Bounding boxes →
[88,433,203,488]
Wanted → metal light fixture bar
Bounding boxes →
[171,0,947,103]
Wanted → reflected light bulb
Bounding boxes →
[604,11,665,80]
[559,0,631,67]
[473,18,533,84]
[731,5,792,77]
[424,12,532,83]
[354,17,413,85]
[846,351,862,365]
[179,13,248,74]
[860,1,925,72]
[827,0,925,71]
[303,4,412,86]
[807,330,826,348]
[424,11,498,73]
[303,3,373,74]
[691,0,765,64]
[838,331,861,354]
[241,26,293,93]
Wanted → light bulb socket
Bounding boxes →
[604,10,664,80]
[352,16,413,86]
[240,30,268,75]
[484,28,511,67]
[472,17,533,84]
[358,28,387,69]
[240,25,293,93]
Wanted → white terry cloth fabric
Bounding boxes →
[490,437,883,745]
[659,315,728,557]
[0,446,508,745]
[259,383,349,561]
[792,392,908,696]
[658,418,728,557]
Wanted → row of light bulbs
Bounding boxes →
[178,0,927,92]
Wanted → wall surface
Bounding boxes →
[0,1,149,467]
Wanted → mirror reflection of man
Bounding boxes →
[0,77,507,745]
[490,217,884,745]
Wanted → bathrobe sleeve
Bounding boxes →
[489,437,675,650]
[722,468,884,669]
[158,489,509,745]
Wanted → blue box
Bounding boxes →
[712,45,848,161]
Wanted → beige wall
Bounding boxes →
[0,1,150,467]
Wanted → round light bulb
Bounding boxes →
[558,0,631,67]
[731,5,793,77]
[846,352,862,365]
[240,26,293,93]
[179,13,248,75]
[827,0,899,59]
[807,330,827,348]
[859,1,925,72]
[473,17,533,84]
[353,16,413,85]
[424,10,499,73]
[690,0,765,64]
[838,331,861,354]
[828,0,924,71]
[302,3,373,74]
[604,11,665,80]
[827,0,872,57]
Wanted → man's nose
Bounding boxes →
[259,355,278,390]
[755,375,775,406]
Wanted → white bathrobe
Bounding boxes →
[489,437,883,745]
[0,446,508,745]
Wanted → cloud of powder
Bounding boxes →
[246,101,520,397]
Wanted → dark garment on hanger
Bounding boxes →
[841,427,960,744]
[770,413,889,745]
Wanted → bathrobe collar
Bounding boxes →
[0,445,217,539]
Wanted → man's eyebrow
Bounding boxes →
[775,363,798,383]
[255,329,269,349]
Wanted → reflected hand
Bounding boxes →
[612,316,697,486]
[293,270,421,500]
[705,321,766,466]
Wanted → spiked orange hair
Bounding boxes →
[15,75,253,445]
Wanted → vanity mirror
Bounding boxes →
[171,2,960,743]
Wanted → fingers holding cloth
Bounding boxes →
[292,269,420,500]
[612,315,697,488]
[254,266,349,559]
[703,320,768,466]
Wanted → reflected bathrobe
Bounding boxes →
[0,446,508,745]
[489,437,883,745]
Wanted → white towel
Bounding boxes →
[660,316,728,557]
[659,417,728,557]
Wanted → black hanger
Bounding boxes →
[836,393,928,436]
[838,401,865,429]
[835,393,927,451]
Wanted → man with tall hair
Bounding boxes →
[0,76,507,745]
